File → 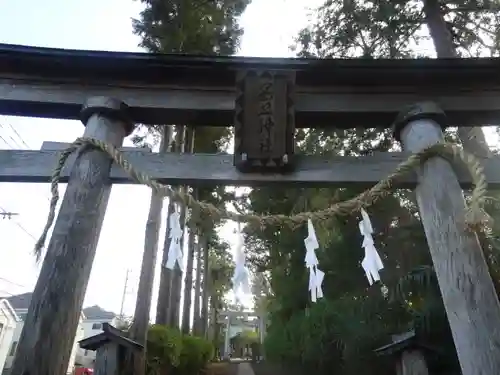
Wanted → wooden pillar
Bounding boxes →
[10,97,133,375]
[397,350,428,375]
[394,102,500,375]
[258,315,265,360]
[224,314,231,359]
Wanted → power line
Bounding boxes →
[0,123,52,204]
[0,211,19,219]
[7,123,31,149]
[0,276,26,289]
[0,133,15,148]
[0,121,31,150]
[0,206,38,242]
[0,123,23,149]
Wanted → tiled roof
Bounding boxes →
[82,305,116,320]
[6,292,32,309]
[6,293,116,320]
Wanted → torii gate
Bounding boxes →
[218,310,266,359]
[1,43,500,375]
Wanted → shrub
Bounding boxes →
[146,325,183,375]
[176,335,214,375]
[146,324,214,375]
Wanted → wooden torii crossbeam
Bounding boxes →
[1,44,500,127]
[1,43,500,375]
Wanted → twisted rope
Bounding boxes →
[34,137,491,258]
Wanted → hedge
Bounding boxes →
[146,324,214,375]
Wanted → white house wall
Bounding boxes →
[75,317,119,368]
[0,300,18,375]
[3,308,84,374]
[68,314,85,373]
[2,319,23,371]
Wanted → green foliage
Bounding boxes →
[244,127,430,374]
[146,324,214,375]
[132,0,250,334]
[147,325,183,373]
[132,1,500,374]
[295,0,500,59]
[232,329,259,347]
[177,335,214,375]
[264,298,403,375]
[245,2,500,373]
[133,0,251,55]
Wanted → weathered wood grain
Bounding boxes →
[399,115,500,375]
[2,42,500,88]
[397,350,428,375]
[94,344,119,375]
[1,79,500,127]
[9,97,131,375]
[233,70,296,171]
[2,145,500,187]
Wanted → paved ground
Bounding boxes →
[237,362,255,375]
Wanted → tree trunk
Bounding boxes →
[169,127,195,327]
[200,235,210,337]
[168,200,187,328]
[181,208,197,333]
[155,201,174,325]
[208,298,215,340]
[192,240,202,335]
[213,298,221,358]
[156,125,186,325]
[423,0,491,157]
[126,126,172,375]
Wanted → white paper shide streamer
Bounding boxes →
[232,224,250,300]
[304,219,324,302]
[359,208,384,285]
[165,207,184,270]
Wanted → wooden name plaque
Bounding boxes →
[234,69,296,172]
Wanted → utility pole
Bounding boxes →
[119,268,131,319]
[0,211,18,219]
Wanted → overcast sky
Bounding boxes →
[0,0,324,318]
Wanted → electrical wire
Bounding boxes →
[0,122,52,250]
[0,120,52,203]
[0,133,15,148]
[0,277,28,298]
[7,123,31,149]
[0,276,26,288]
[0,123,24,149]
[0,206,38,242]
